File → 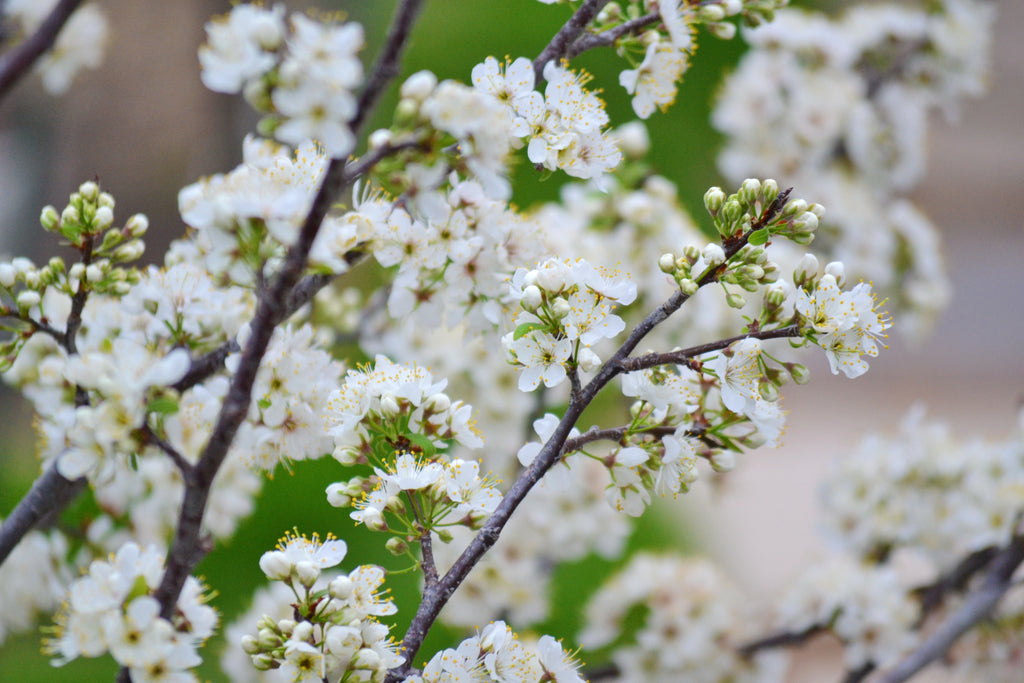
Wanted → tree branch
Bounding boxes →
[532,0,611,81]
[0,462,86,565]
[616,324,801,373]
[148,0,428,627]
[875,535,1024,683]
[0,0,83,102]
[565,12,659,60]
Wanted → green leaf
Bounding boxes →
[747,228,769,246]
[513,322,546,340]
[406,433,437,458]
[147,397,180,416]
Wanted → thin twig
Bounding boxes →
[566,12,659,60]
[616,324,801,373]
[0,0,83,101]
[140,424,195,484]
[875,536,1024,683]
[532,0,611,81]
[738,624,826,658]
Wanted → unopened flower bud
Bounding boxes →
[707,21,737,40]
[577,347,601,373]
[252,653,275,670]
[614,121,650,158]
[789,363,810,385]
[295,561,320,587]
[536,266,565,294]
[277,619,296,637]
[658,252,676,274]
[61,205,79,225]
[292,621,314,642]
[682,244,701,262]
[739,178,761,204]
[85,264,103,283]
[0,264,15,288]
[325,482,351,508]
[257,628,281,650]
[40,206,60,231]
[425,392,451,413]
[794,253,819,285]
[379,393,400,416]
[765,282,786,309]
[721,199,743,224]
[698,4,726,21]
[710,451,736,472]
[78,181,99,201]
[400,70,437,101]
[551,297,570,319]
[258,550,292,580]
[824,261,845,286]
[808,202,826,218]
[761,178,779,205]
[702,243,725,267]
[759,382,779,402]
[98,192,114,209]
[329,575,354,600]
[704,187,725,214]
[354,647,382,670]
[125,214,148,236]
[385,537,409,556]
[680,279,699,296]
[726,292,746,309]
[16,290,40,309]
[333,446,360,466]
[782,198,808,218]
[368,128,392,150]
[241,635,260,655]
[521,284,543,312]
[94,206,114,230]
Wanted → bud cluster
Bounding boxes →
[245,532,403,681]
[703,177,822,246]
[0,181,146,372]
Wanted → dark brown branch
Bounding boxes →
[565,12,659,60]
[914,546,998,625]
[0,0,83,102]
[140,424,195,485]
[876,535,1024,683]
[419,530,438,586]
[739,624,826,657]
[532,0,611,81]
[149,0,428,628]
[0,462,86,565]
[616,324,801,373]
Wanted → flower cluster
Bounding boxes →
[1,0,108,94]
[579,554,785,681]
[712,1,995,335]
[200,4,365,157]
[45,543,216,681]
[243,532,403,682]
[822,406,1024,571]
[403,620,584,683]
[0,525,70,644]
[792,254,891,378]
[775,556,918,670]
[324,356,501,538]
[471,57,623,181]
[503,257,637,391]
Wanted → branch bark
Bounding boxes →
[0,0,83,102]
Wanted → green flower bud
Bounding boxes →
[761,178,779,206]
[40,206,60,231]
[124,213,149,237]
[385,537,409,556]
[78,181,99,201]
[726,292,746,309]
[658,252,676,274]
[707,21,737,40]
[789,363,810,385]
[703,186,726,215]
[98,192,115,209]
[739,178,761,205]
[698,4,726,21]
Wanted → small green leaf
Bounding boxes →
[148,397,180,416]
[406,433,437,458]
[747,228,769,246]
[513,322,546,340]
[257,397,272,411]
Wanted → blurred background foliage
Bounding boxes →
[0,0,839,680]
